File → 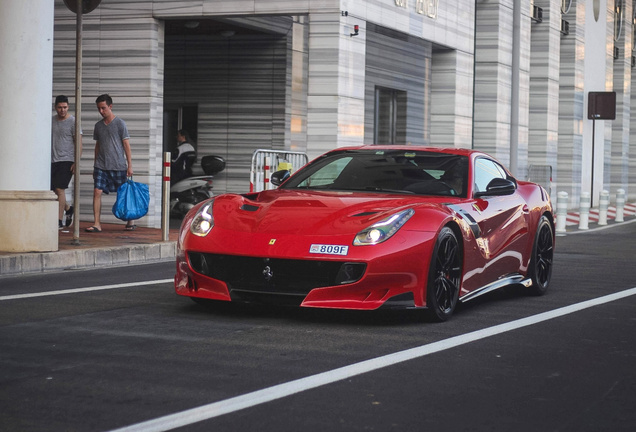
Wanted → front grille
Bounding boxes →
[188,253,366,304]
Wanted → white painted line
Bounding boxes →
[109,286,636,432]
[0,279,173,301]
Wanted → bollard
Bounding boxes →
[556,191,568,235]
[578,192,590,230]
[615,188,625,222]
[162,152,171,241]
[598,190,609,225]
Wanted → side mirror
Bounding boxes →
[475,177,516,198]
[270,170,291,187]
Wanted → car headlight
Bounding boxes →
[190,201,214,237]
[353,209,414,245]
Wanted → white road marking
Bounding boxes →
[0,279,173,301]
[109,286,636,432]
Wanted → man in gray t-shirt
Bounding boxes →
[51,95,82,229]
[86,94,135,232]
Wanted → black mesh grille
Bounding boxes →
[188,252,366,304]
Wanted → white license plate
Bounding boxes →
[309,244,349,256]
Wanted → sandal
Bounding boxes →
[85,226,102,233]
[125,224,137,231]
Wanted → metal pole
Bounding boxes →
[591,119,595,208]
[72,0,83,245]
[162,152,171,241]
[509,0,521,176]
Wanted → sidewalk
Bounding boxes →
[0,221,179,277]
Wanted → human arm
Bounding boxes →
[123,138,133,177]
[94,140,100,164]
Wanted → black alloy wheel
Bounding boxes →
[425,227,462,322]
[528,215,554,296]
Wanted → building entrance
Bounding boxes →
[162,16,302,195]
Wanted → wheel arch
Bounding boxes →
[441,219,464,260]
[445,219,465,289]
[541,208,555,228]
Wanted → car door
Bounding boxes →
[457,157,530,291]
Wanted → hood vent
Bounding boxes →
[352,211,378,217]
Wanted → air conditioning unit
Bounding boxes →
[614,46,620,60]
[560,19,569,35]
[532,5,543,23]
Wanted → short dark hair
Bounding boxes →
[96,94,113,105]
[178,129,192,142]
[55,95,69,105]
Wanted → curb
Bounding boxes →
[0,242,176,277]
[561,217,636,235]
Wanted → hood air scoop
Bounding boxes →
[240,204,260,212]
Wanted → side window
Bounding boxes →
[474,158,506,193]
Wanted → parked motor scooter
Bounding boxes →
[170,155,226,217]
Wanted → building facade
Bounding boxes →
[40,0,636,231]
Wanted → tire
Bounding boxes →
[528,215,554,296]
[424,227,462,322]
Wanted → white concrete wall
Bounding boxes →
[0,1,55,192]
[0,1,58,252]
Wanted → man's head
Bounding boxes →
[95,94,113,106]
[95,94,114,120]
[55,95,69,119]
[177,129,190,143]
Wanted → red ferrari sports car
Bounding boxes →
[175,146,554,321]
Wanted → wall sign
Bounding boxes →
[395,0,439,19]
[587,92,616,120]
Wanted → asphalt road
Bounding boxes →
[1,222,635,432]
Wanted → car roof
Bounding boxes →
[331,145,482,158]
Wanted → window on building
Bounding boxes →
[374,87,406,144]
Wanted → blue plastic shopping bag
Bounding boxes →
[112,178,150,221]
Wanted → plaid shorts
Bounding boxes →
[93,167,127,194]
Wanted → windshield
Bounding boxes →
[281,149,469,197]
